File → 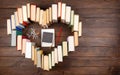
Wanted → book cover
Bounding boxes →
[36,7,40,22]
[70,10,74,26]
[65,6,71,24]
[74,32,79,46]
[11,15,16,29]
[17,8,23,24]
[61,3,66,22]
[11,30,16,46]
[27,3,30,18]
[52,4,58,22]
[57,45,63,62]
[48,53,52,69]
[14,11,19,26]
[54,48,58,64]
[25,41,32,58]
[17,35,22,50]
[79,22,82,36]
[62,41,68,56]
[22,5,28,22]
[73,15,79,31]
[58,2,62,18]
[31,5,36,21]
[67,36,75,51]
[7,19,12,35]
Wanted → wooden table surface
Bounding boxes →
[0,0,120,75]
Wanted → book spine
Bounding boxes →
[52,4,58,22]
[17,35,22,50]
[17,8,23,24]
[54,48,58,64]
[48,53,52,69]
[67,36,75,51]
[7,19,12,35]
[25,41,32,58]
[14,11,19,26]
[22,5,28,22]
[36,7,40,22]
[27,3,30,18]
[57,45,63,62]
[70,10,74,26]
[74,32,79,46]
[66,6,71,24]
[61,3,66,22]
[11,15,16,29]
[62,41,68,56]
[58,2,62,18]
[73,15,79,31]
[79,22,82,36]
[31,5,36,21]
[11,30,16,46]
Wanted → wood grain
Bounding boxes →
[0,0,120,75]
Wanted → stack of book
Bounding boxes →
[6,2,82,71]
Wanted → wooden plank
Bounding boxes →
[0,46,118,57]
[70,47,117,57]
[0,57,119,67]
[0,0,120,9]
[79,37,120,47]
[0,47,23,57]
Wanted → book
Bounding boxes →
[11,15,16,29]
[54,48,58,64]
[39,10,43,25]
[34,47,37,65]
[11,30,16,46]
[41,29,55,47]
[79,22,82,36]
[70,10,74,26]
[22,5,28,22]
[44,55,49,71]
[7,19,12,35]
[65,6,71,24]
[36,7,40,22]
[25,41,32,58]
[14,11,19,26]
[48,53,52,69]
[31,5,36,21]
[52,4,58,22]
[16,30,22,36]
[27,3,30,18]
[61,3,66,22]
[57,45,63,62]
[42,10,47,27]
[31,43,35,61]
[22,38,28,54]
[51,51,55,66]
[17,8,23,24]
[41,54,44,69]
[49,7,52,23]
[73,15,79,31]
[58,2,62,18]
[46,9,49,24]
[36,48,41,67]
[74,32,79,46]
[17,35,22,50]
[62,41,68,56]
[67,36,75,51]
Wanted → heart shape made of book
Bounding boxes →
[6,2,82,71]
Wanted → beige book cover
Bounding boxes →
[49,7,52,23]
[11,15,16,29]
[65,6,71,24]
[39,10,43,25]
[62,41,68,56]
[54,48,58,64]
[7,19,11,35]
[31,43,35,61]
[51,51,55,66]
[58,2,62,18]
[48,53,52,69]
[17,35,22,50]
[57,45,63,62]
[36,7,40,22]
[79,22,82,36]
[70,10,74,26]
[61,3,66,22]
[73,15,79,31]
[31,5,36,21]
[17,8,23,24]
[27,3,30,18]
[14,11,19,26]
[44,55,49,71]
[52,4,58,22]
[22,5,28,22]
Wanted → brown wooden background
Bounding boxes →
[0,0,120,75]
